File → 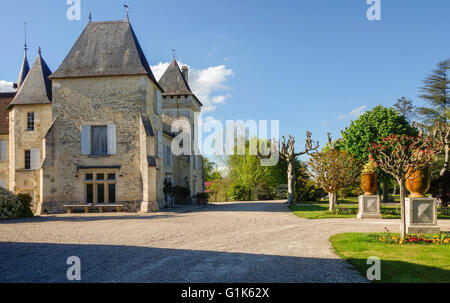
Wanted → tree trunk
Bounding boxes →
[329,192,336,212]
[398,179,407,239]
[441,143,449,176]
[392,184,397,196]
[382,180,389,202]
[287,160,295,204]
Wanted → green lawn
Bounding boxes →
[289,204,357,219]
[330,233,450,283]
[289,197,449,219]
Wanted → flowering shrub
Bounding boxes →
[0,188,22,220]
[378,227,449,245]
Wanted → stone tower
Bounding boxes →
[158,58,204,195]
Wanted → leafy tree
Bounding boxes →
[203,157,221,182]
[394,97,415,122]
[417,59,450,125]
[227,138,275,200]
[308,148,361,211]
[339,105,418,201]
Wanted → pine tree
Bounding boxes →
[394,97,415,122]
[417,59,450,125]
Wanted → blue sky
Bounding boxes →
[1,0,450,157]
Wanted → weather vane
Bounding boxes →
[24,21,28,52]
[172,49,176,59]
[124,4,130,20]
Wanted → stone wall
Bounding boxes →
[0,134,8,189]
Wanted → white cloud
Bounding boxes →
[0,81,15,93]
[151,62,233,113]
[337,105,367,120]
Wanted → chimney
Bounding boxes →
[181,66,188,83]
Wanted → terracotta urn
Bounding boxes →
[406,166,431,198]
[361,173,377,195]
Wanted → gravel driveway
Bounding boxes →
[1,201,448,283]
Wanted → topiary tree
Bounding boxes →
[339,105,418,201]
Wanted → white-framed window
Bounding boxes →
[81,124,116,156]
[0,141,7,161]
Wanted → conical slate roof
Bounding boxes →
[50,20,162,90]
[158,58,192,95]
[10,49,52,106]
[16,49,30,89]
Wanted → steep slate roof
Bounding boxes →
[50,20,162,90]
[0,93,15,134]
[10,50,52,106]
[158,58,193,95]
[17,49,30,89]
[141,116,155,137]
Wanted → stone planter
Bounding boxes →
[406,166,431,198]
[357,195,381,219]
[405,197,440,234]
[361,173,377,195]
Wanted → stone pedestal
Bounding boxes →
[357,195,382,219]
[405,197,440,234]
[140,201,159,213]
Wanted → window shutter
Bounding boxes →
[81,125,91,155]
[30,148,40,170]
[158,130,163,158]
[164,145,168,166]
[156,90,161,114]
[0,141,7,161]
[169,146,173,168]
[107,124,116,155]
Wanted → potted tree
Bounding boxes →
[361,158,378,195]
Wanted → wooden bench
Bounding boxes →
[63,204,124,214]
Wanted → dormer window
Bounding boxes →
[26,112,34,131]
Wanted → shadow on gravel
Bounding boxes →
[188,201,291,213]
[0,241,367,283]
[0,214,175,224]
